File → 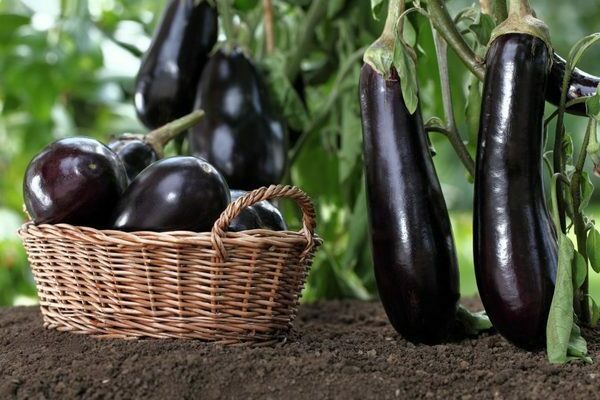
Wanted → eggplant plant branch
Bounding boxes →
[570,118,595,325]
[427,0,485,81]
[432,28,475,178]
[262,0,274,54]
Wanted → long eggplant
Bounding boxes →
[547,54,600,116]
[359,64,460,344]
[474,33,557,349]
[134,0,217,129]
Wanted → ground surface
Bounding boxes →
[1,300,600,400]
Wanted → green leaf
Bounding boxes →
[233,0,259,11]
[403,19,417,47]
[469,13,495,46]
[572,250,587,290]
[567,33,600,75]
[393,39,418,115]
[579,172,594,213]
[371,0,386,20]
[585,85,600,120]
[566,323,591,363]
[587,227,600,273]
[547,233,575,364]
[562,134,574,164]
[590,296,600,327]
[327,0,346,18]
[456,305,493,335]
[261,52,310,132]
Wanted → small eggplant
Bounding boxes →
[546,54,600,116]
[189,48,287,190]
[23,137,128,228]
[111,156,229,232]
[134,0,218,129]
[108,110,205,181]
[108,136,157,181]
[228,189,287,232]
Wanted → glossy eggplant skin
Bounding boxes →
[189,48,287,190]
[546,53,599,116]
[228,190,287,232]
[359,64,460,345]
[111,156,230,232]
[475,34,557,349]
[23,137,128,228]
[134,0,218,129]
[108,137,158,181]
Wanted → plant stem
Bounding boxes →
[285,0,328,81]
[262,0,274,54]
[552,54,575,234]
[432,28,475,178]
[145,110,205,157]
[287,46,367,167]
[428,0,485,80]
[570,118,594,325]
[492,0,508,22]
[217,0,236,44]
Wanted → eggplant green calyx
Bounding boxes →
[489,0,551,54]
[363,0,405,78]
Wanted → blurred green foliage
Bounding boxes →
[1,0,600,306]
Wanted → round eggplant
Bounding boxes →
[23,137,128,228]
[108,137,158,181]
[189,48,287,190]
[474,33,557,349]
[134,0,218,129]
[228,189,287,232]
[111,156,229,232]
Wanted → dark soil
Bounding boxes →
[1,300,600,400]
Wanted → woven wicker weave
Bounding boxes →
[19,185,321,344]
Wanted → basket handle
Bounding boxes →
[211,185,317,262]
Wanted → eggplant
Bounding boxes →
[108,110,206,181]
[134,0,218,129]
[359,64,460,344]
[474,33,557,349]
[111,156,229,232]
[228,189,287,232]
[546,53,600,116]
[108,137,158,181]
[23,137,128,228]
[189,48,287,190]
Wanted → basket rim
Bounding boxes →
[19,221,322,246]
[19,184,322,262]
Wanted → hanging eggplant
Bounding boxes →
[474,6,557,349]
[358,0,459,344]
[134,0,217,129]
[189,48,287,190]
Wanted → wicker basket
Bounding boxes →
[18,185,321,345]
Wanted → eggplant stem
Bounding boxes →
[569,118,595,326]
[431,27,475,179]
[216,0,236,44]
[262,0,275,54]
[144,110,205,158]
[428,0,484,81]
